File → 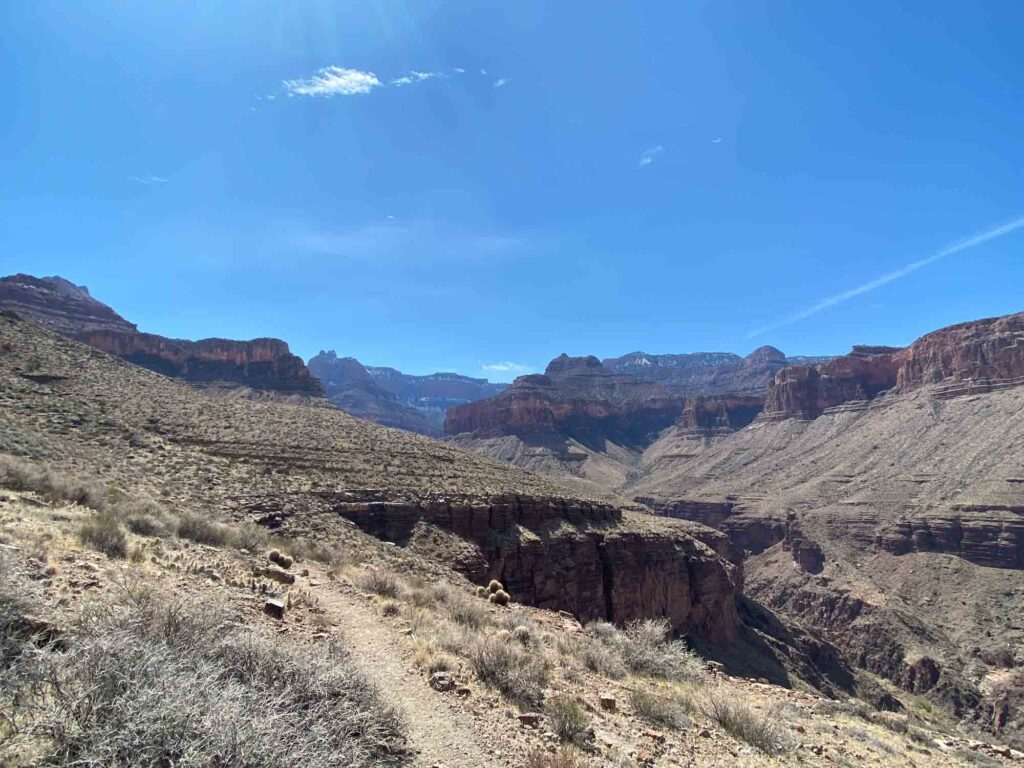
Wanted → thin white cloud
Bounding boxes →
[746,213,1024,338]
[493,78,509,88]
[283,66,382,97]
[482,361,533,375]
[480,68,488,75]
[638,145,664,167]
[712,137,722,144]
[453,67,466,74]
[391,70,443,87]
[132,175,167,185]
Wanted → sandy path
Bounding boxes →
[323,584,509,768]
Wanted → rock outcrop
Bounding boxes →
[677,395,764,436]
[84,330,321,394]
[366,366,505,409]
[603,346,833,397]
[307,351,439,435]
[0,273,322,396]
[763,312,1024,420]
[445,354,684,449]
[0,274,137,335]
[327,492,741,640]
[763,348,900,420]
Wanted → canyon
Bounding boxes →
[308,350,505,436]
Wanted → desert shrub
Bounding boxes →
[468,634,549,708]
[447,595,488,629]
[524,747,592,768]
[547,695,590,743]
[408,582,452,608]
[228,522,270,552]
[1,587,407,767]
[175,512,231,547]
[703,691,787,755]
[619,619,705,682]
[629,688,689,728]
[112,498,177,537]
[512,626,531,645]
[380,600,401,617]
[357,569,402,598]
[0,454,112,510]
[411,640,458,674]
[78,512,128,559]
[573,635,627,679]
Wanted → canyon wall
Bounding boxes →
[327,492,742,641]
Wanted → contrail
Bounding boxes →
[746,213,1024,339]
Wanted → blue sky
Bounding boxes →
[2,1,1023,382]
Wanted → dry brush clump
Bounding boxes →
[468,633,550,709]
[77,511,128,559]
[546,695,591,743]
[0,453,113,511]
[524,747,592,768]
[357,568,402,599]
[0,574,407,767]
[628,687,691,728]
[702,688,789,756]
[567,619,704,683]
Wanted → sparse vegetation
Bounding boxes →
[0,453,112,511]
[703,690,788,755]
[358,568,402,598]
[629,687,690,728]
[447,595,488,629]
[547,695,591,743]
[468,634,549,708]
[524,747,592,768]
[175,511,232,546]
[0,580,407,767]
[78,511,127,558]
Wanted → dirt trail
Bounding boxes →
[321,584,508,768]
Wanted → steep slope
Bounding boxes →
[0,312,741,641]
[632,311,1024,745]
[307,351,441,436]
[0,273,322,396]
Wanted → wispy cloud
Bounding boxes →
[493,78,509,88]
[746,213,1024,338]
[391,70,443,87]
[712,137,722,144]
[284,66,382,97]
[638,145,664,167]
[453,67,466,74]
[482,361,533,375]
[132,175,167,185]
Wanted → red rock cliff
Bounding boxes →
[445,354,684,449]
[764,311,1024,420]
[329,491,741,640]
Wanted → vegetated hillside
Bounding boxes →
[0,273,322,396]
[632,311,1024,747]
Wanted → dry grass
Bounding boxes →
[702,689,788,756]
[628,687,690,728]
[546,695,590,743]
[468,634,549,708]
[357,569,402,598]
[0,454,112,511]
[524,747,592,767]
[78,512,127,559]
[0,573,407,767]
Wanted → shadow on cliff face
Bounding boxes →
[692,595,859,700]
